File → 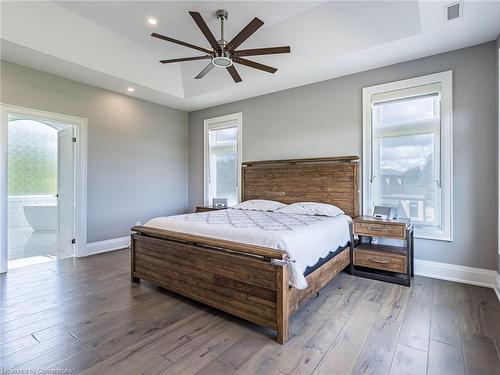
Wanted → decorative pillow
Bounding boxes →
[232,199,287,212]
[276,202,344,217]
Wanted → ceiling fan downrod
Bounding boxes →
[213,9,232,67]
[216,9,228,48]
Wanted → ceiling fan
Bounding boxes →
[151,10,291,83]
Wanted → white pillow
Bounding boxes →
[232,199,287,212]
[276,202,344,217]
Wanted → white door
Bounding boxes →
[57,126,75,258]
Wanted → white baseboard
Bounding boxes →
[415,259,498,291]
[83,236,130,257]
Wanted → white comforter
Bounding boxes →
[144,209,351,290]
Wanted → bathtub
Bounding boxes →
[23,204,57,231]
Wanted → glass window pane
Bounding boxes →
[214,151,237,204]
[377,96,435,127]
[208,126,238,206]
[8,120,58,196]
[216,127,237,143]
[377,133,436,225]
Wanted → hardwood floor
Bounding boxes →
[1,249,499,374]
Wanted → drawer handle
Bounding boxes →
[370,258,390,264]
[368,226,387,232]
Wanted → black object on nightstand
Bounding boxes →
[351,216,414,287]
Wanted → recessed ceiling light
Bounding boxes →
[147,17,157,25]
[127,87,135,92]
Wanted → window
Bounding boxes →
[8,119,58,196]
[204,113,242,207]
[363,71,452,241]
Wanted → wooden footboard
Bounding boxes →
[131,226,352,344]
[131,227,290,343]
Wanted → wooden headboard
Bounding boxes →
[241,156,360,217]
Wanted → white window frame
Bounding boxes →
[203,112,243,206]
[362,71,453,241]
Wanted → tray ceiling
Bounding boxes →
[1,1,499,111]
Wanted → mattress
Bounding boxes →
[144,208,351,290]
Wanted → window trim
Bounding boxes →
[362,71,453,241]
[203,112,243,206]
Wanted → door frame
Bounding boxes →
[0,104,88,273]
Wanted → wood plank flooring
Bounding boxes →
[1,249,499,374]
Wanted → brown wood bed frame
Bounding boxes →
[131,156,359,343]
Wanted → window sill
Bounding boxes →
[414,229,452,242]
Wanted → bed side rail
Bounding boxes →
[131,225,287,261]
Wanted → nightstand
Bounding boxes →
[352,216,414,286]
[195,205,227,213]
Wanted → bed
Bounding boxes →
[130,156,359,343]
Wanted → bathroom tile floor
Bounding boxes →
[8,227,65,269]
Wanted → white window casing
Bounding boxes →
[203,112,243,206]
[362,71,453,241]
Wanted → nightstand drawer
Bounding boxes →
[354,221,405,239]
[354,249,407,273]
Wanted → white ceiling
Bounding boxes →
[1,1,499,111]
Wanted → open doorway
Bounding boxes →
[7,117,75,269]
[0,105,87,273]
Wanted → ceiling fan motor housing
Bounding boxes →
[212,50,233,67]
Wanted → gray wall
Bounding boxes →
[189,42,498,270]
[1,60,189,243]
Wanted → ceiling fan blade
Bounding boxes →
[233,46,290,57]
[226,65,242,83]
[160,55,211,64]
[225,17,264,51]
[195,62,215,79]
[233,57,277,74]
[189,11,221,52]
[151,32,212,54]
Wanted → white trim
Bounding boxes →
[203,112,243,206]
[497,40,500,260]
[415,258,497,289]
[0,104,88,273]
[84,236,130,257]
[0,108,7,273]
[362,71,453,241]
[495,272,500,302]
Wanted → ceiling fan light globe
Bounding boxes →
[212,56,233,67]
